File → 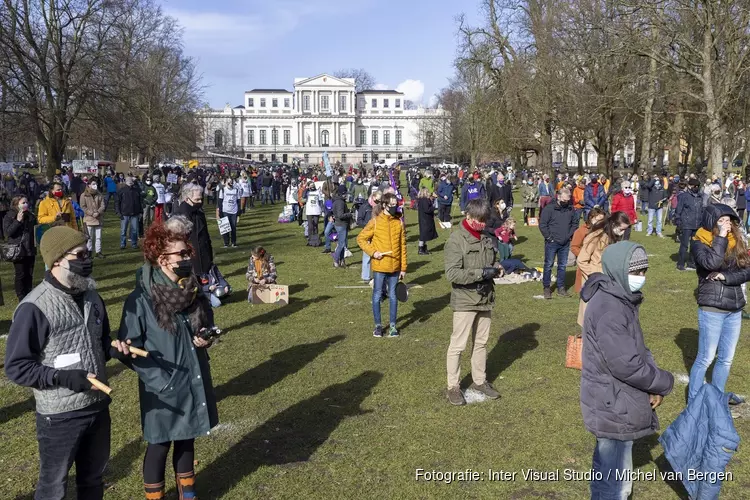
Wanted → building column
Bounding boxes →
[333,90,338,113]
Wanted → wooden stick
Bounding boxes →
[87,377,112,395]
[380,251,393,255]
[111,340,148,358]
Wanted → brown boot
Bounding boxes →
[144,481,165,500]
[176,471,197,500]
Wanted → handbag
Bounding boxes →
[1,242,22,262]
[565,334,583,370]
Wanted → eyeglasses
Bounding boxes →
[162,249,193,259]
[66,250,91,260]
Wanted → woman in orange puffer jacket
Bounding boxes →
[357,193,407,338]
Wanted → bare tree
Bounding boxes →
[333,68,377,93]
[0,0,131,178]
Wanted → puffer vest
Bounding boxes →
[15,280,108,415]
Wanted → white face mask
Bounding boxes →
[628,275,646,292]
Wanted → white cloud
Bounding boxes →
[395,79,425,103]
[373,83,390,90]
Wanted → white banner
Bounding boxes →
[166,173,178,184]
[217,216,231,235]
[72,160,98,174]
[0,162,14,173]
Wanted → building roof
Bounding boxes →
[357,90,403,95]
[233,105,245,109]
[245,89,292,93]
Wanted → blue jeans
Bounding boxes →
[590,437,633,500]
[688,309,742,403]
[641,200,648,213]
[542,241,569,289]
[647,208,662,235]
[373,271,399,327]
[333,225,348,263]
[104,191,116,210]
[222,212,237,246]
[361,251,371,281]
[262,186,273,204]
[35,409,111,500]
[120,215,138,248]
[324,220,335,250]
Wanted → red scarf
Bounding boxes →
[462,219,481,240]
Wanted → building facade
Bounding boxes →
[198,74,449,165]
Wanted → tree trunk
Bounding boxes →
[633,135,642,174]
[540,118,553,177]
[668,111,684,172]
[640,55,657,172]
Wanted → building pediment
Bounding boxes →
[294,74,355,89]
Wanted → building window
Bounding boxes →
[271,128,278,145]
[397,154,403,159]
[321,130,329,147]
[259,153,265,161]
[373,153,379,161]
[395,99,401,108]
[260,130,267,145]
[271,154,276,162]
[342,153,347,163]
[386,153,391,159]
[340,94,347,111]
[358,98,365,109]
[384,99,389,108]
[359,129,366,146]
[248,98,254,107]
[283,130,290,145]
[371,99,377,108]
[246,154,252,159]
[383,130,390,145]
[214,130,223,148]
[363,153,368,163]
[304,153,309,161]
[247,130,254,145]
[395,130,402,146]
[372,130,378,145]
[272,98,278,108]
[321,96,329,111]
[303,95,310,111]
[425,130,434,148]
[260,98,266,108]
[284,98,290,108]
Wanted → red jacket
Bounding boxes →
[611,192,637,224]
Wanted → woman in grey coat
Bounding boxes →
[579,241,674,499]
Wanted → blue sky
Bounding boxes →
[160,0,482,108]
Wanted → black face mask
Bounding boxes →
[172,260,193,279]
[691,186,700,193]
[67,258,93,277]
[388,206,399,217]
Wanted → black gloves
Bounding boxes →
[56,369,92,393]
[108,346,129,362]
[482,267,500,281]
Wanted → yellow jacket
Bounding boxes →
[357,212,407,273]
[38,195,77,230]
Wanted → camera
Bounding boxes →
[198,326,224,341]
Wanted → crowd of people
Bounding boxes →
[2,159,749,499]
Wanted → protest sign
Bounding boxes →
[218,217,231,235]
[249,284,289,305]
[167,173,178,184]
[72,160,98,174]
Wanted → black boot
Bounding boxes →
[423,243,430,255]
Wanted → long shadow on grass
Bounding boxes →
[398,293,451,331]
[675,328,699,374]
[409,271,444,287]
[214,335,345,402]
[226,295,333,331]
[0,362,129,425]
[461,323,540,388]
[193,371,382,498]
[633,433,689,498]
[105,438,144,486]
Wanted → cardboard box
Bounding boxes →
[528,217,539,227]
[249,284,289,305]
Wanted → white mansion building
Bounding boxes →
[198,74,448,166]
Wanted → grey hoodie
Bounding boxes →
[580,241,674,441]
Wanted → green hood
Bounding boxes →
[137,262,176,297]
[601,241,645,298]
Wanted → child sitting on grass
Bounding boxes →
[494,217,518,261]
[246,246,277,288]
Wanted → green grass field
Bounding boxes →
[1,195,750,499]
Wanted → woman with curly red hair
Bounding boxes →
[117,222,218,500]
